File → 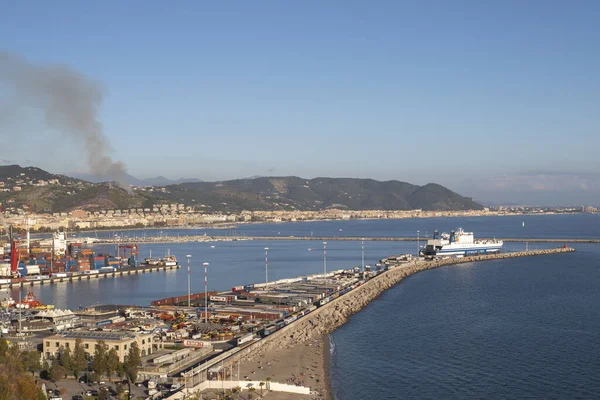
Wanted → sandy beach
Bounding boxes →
[234,335,331,400]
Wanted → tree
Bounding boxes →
[248,387,256,400]
[91,340,108,378]
[266,377,271,391]
[0,339,8,358]
[49,362,67,382]
[59,346,73,375]
[73,338,88,378]
[41,360,50,380]
[259,381,265,396]
[22,350,41,376]
[124,342,141,383]
[106,348,120,382]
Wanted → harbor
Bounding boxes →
[86,234,600,244]
[174,246,576,399]
[0,220,590,399]
[0,238,576,399]
[1,228,182,290]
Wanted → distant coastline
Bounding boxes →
[22,210,596,237]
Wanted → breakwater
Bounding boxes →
[90,235,600,245]
[231,247,575,363]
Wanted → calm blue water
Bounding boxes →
[329,244,600,399]
[12,215,599,309]
[61,213,600,240]
[14,215,600,397]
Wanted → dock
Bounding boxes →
[0,262,181,289]
[176,246,576,392]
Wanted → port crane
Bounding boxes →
[0,204,20,277]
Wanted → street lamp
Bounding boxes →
[203,262,210,323]
[361,238,365,272]
[417,230,420,257]
[186,255,192,307]
[323,241,327,275]
[264,247,269,288]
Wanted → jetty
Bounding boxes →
[0,262,181,290]
[90,235,600,245]
[175,246,575,398]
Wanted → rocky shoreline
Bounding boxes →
[233,247,575,398]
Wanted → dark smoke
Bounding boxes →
[0,51,132,193]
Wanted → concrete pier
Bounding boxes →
[0,263,181,289]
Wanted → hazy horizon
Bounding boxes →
[1,2,598,206]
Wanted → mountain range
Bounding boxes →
[71,172,201,187]
[0,165,483,213]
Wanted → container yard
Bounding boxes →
[0,228,180,289]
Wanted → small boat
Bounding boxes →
[145,258,160,265]
[210,245,215,249]
[160,250,178,266]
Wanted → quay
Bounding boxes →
[0,262,181,289]
[175,246,575,397]
[89,235,600,245]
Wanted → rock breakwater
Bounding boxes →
[237,247,575,362]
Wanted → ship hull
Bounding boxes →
[421,243,503,258]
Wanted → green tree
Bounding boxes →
[106,348,120,382]
[91,340,108,378]
[59,346,73,375]
[259,381,265,396]
[124,342,141,383]
[21,350,41,376]
[73,338,88,378]
[49,362,67,382]
[248,387,256,400]
[41,360,51,380]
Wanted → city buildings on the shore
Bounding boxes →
[0,205,592,233]
[43,330,154,362]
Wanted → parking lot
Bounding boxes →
[44,377,148,399]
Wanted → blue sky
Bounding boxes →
[1,1,599,204]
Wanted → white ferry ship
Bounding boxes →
[420,228,503,258]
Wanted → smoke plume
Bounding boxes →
[0,51,132,193]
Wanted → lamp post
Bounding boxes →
[417,230,420,257]
[323,241,327,275]
[203,262,209,323]
[361,238,365,272]
[186,255,191,307]
[264,247,269,288]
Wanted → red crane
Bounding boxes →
[118,244,139,259]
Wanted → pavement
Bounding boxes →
[43,377,147,399]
